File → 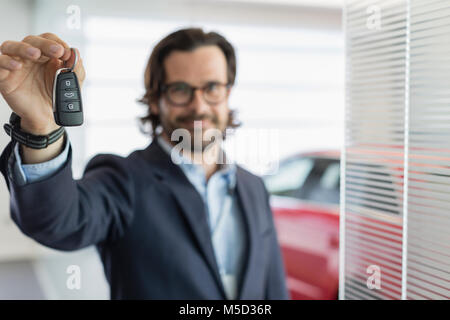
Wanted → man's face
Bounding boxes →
[151,45,231,151]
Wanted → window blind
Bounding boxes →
[343,0,450,300]
[407,0,450,300]
[343,0,407,300]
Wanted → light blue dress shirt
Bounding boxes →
[12,137,70,186]
[11,136,246,299]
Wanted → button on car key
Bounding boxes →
[52,48,83,126]
[61,101,81,112]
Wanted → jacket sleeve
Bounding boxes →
[260,179,290,300]
[0,140,135,251]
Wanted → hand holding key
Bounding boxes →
[53,48,83,126]
[0,33,85,135]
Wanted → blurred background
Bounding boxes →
[0,0,344,299]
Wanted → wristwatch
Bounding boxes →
[3,112,65,149]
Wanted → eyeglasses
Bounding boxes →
[161,81,231,106]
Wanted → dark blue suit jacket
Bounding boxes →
[0,139,288,299]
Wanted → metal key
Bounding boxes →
[52,48,83,126]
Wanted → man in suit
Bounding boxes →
[0,28,288,299]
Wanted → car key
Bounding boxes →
[52,47,83,126]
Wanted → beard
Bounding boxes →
[160,112,226,153]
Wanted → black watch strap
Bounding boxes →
[3,112,65,149]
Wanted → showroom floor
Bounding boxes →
[0,246,109,300]
[0,260,45,299]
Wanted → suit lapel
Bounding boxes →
[235,167,260,299]
[140,141,226,298]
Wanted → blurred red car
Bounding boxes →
[263,151,341,300]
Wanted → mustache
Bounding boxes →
[175,114,219,124]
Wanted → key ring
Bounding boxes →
[64,47,78,71]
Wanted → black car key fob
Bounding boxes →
[52,48,83,126]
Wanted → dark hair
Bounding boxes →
[138,27,241,137]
